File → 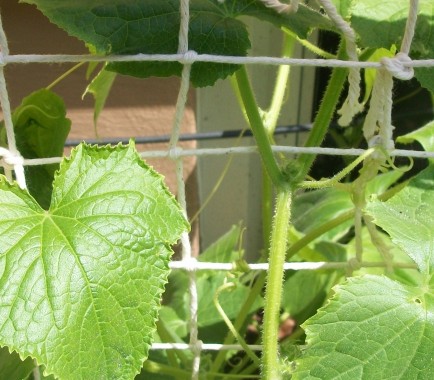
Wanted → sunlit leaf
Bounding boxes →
[293,275,434,379]
[0,142,188,380]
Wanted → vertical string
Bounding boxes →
[319,0,363,126]
[364,0,418,150]
[172,0,201,379]
[0,11,26,189]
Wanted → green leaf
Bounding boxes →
[397,120,434,162]
[0,347,34,380]
[350,0,434,53]
[197,273,262,328]
[331,0,353,19]
[158,306,188,340]
[83,66,117,131]
[0,89,70,209]
[0,142,189,380]
[199,224,242,263]
[349,0,434,92]
[282,271,331,318]
[293,275,434,379]
[292,188,354,242]
[366,165,434,277]
[21,0,332,87]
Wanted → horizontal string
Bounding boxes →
[151,343,263,351]
[13,146,434,167]
[1,52,434,69]
[169,261,417,271]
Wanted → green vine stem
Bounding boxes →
[294,43,349,183]
[262,34,296,248]
[235,66,284,187]
[264,34,296,135]
[262,188,292,380]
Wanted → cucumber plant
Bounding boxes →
[0,1,433,379]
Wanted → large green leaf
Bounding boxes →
[292,275,434,379]
[0,89,70,209]
[366,165,434,277]
[21,0,331,87]
[349,0,434,92]
[0,142,188,380]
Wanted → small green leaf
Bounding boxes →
[197,274,262,328]
[366,165,434,277]
[0,142,189,380]
[21,0,332,87]
[330,0,353,19]
[0,89,70,209]
[292,188,354,242]
[282,271,331,318]
[293,275,434,379]
[198,224,242,263]
[397,120,434,162]
[83,66,117,131]
[0,347,34,380]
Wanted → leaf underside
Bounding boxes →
[21,0,332,87]
[0,142,188,380]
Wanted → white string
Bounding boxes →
[15,146,434,165]
[0,12,26,189]
[2,53,434,68]
[259,0,299,14]
[319,0,363,126]
[173,2,201,378]
[151,342,263,351]
[363,0,419,151]
[169,260,417,271]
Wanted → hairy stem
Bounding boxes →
[262,189,292,380]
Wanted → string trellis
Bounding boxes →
[0,0,432,379]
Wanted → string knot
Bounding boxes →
[168,146,182,160]
[381,52,414,80]
[0,147,24,168]
[180,50,198,65]
[347,257,361,271]
[182,257,198,272]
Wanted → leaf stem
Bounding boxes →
[265,33,296,135]
[235,67,284,188]
[287,209,355,259]
[213,282,261,367]
[208,273,266,378]
[262,188,292,380]
[46,62,86,90]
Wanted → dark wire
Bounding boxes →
[64,124,312,147]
